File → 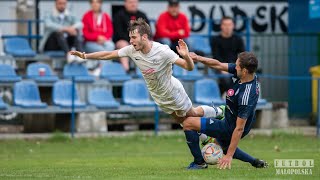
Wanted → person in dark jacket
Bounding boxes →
[211,16,245,96]
[113,0,149,71]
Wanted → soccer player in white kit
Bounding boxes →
[70,18,222,123]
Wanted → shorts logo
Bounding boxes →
[210,119,214,124]
[227,89,234,97]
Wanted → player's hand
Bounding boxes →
[189,52,199,62]
[218,155,232,169]
[69,50,85,59]
[176,39,189,57]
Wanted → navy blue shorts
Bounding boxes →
[200,117,232,149]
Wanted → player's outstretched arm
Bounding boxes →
[190,52,228,72]
[175,39,194,71]
[69,50,120,61]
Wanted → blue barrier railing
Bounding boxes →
[0,19,43,42]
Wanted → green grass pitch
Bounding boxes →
[0,132,319,179]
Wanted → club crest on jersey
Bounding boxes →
[227,89,234,97]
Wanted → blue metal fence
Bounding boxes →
[0,19,42,40]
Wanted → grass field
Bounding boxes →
[0,131,319,179]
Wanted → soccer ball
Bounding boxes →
[201,143,224,165]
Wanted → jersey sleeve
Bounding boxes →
[238,105,255,120]
[118,45,132,58]
[165,45,179,63]
[228,63,236,74]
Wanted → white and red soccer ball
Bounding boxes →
[201,143,224,165]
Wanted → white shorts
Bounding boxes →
[157,80,193,117]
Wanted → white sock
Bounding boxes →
[216,107,222,117]
[199,133,208,142]
[201,105,222,118]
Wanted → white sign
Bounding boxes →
[138,1,288,34]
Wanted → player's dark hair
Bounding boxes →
[128,18,152,39]
[220,16,234,24]
[238,52,258,74]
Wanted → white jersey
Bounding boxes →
[118,42,192,116]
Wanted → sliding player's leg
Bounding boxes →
[182,117,207,169]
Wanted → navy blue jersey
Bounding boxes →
[224,63,259,137]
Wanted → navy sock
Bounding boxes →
[184,130,204,164]
[233,147,255,164]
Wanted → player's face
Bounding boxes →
[221,19,234,36]
[129,29,144,51]
[125,0,138,13]
[56,0,67,13]
[91,0,102,13]
[235,59,244,78]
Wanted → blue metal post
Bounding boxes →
[317,78,320,138]
[154,105,159,136]
[245,17,251,51]
[71,77,75,138]
[208,18,212,39]
[27,20,32,44]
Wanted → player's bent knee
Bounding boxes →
[182,120,192,130]
[182,117,200,131]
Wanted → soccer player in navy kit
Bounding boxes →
[183,51,268,169]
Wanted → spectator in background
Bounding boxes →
[113,0,149,72]
[39,0,83,59]
[211,16,245,96]
[154,0,190,53]
[82,0,114,73]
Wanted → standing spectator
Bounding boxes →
[39,0,83,57]
[113,0,149,71]
[154,0,190,53]
[211,16,245,95]
[82,0,114,72]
